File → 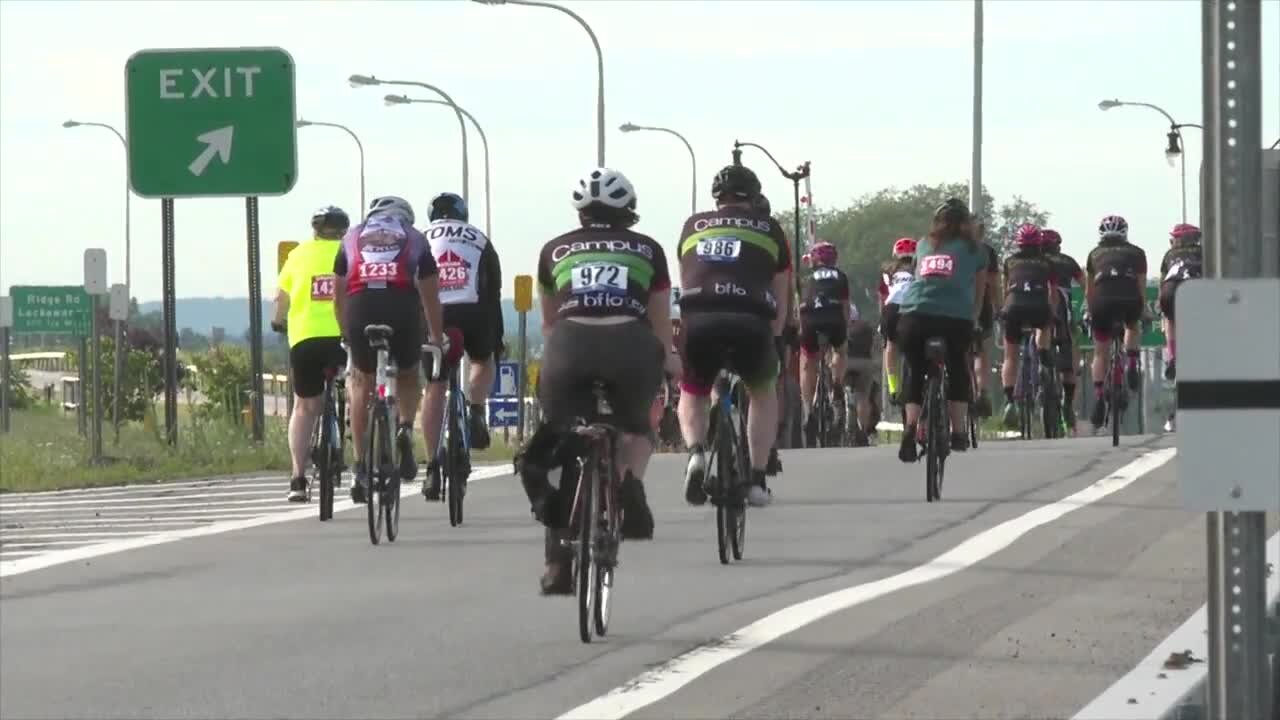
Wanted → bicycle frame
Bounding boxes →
[433,363,472,468]
[1015,331,1042,440]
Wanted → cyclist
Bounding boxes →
[515,168,674,595]
[1157,223,1203,381]
[1043,228,1085,432]
[895,198,988,463]
[844,301,878,446]
[1084,214,1148,431]
[272,206,350,502]
[880,237,917,404]
[333,196,446,504]
[420,191,504,501]
[677,164,791,508]
[972,226,1001,417]
[798,241,851,447]
[999,224,1058,429]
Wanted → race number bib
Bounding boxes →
[814,268,839,281]
[696,237,741,262]
[572,262,628,293]
[919,254,955,278]
[310,274,336,300]
[359,261,401,282]
[439,264,469,290]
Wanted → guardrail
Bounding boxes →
[11,351,69,372]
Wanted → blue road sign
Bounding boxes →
[492,361,520,399]
[488,398,520,428]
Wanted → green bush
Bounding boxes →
[188,345,252,420]
[3,357,35,409]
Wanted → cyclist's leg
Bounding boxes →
[419,343,449,498]
[881,304,902,400]
[1160,283,1177,379]
[676,311,723,504]
[1087,297,1116,428]
[384,304,424,480]
[342,294,382,500]
[1121,297,1143,389]
[739,316,780,505]
[940,319,974,448]
[973,301,994,412]
[1000,305,1023,427]
[895,312,928,461]
[596,321,664,540]
[286,338,329,499]
[457,302,498,449]
[797,309,821,417]
[827,319,848,403]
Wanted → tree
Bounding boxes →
[779,182,1052,317]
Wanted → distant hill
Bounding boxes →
[138,297,543,346]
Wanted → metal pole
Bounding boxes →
[1179,140,1189,223]
[1201,0,1269,717]
[161,198,178,446]
[113,319,122,443]
[971,0,984,221]
[77,336,87,437]
[1,328,10,433]
[90,295,103,462]
[246,197,266,443]
[517,311,527,445]
[405,99,492,237]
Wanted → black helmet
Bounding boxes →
[311,205,350,234]
[428,192,469,222]
[934,197,970,224]
[751,193,772,216]
[711,164,762,202]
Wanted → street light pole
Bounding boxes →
[385,95,492,238]
[1098,98,1198,223]
[971,0,984,222]
[472,0,605,167]
[62,121,130,295]
[733,140,809,297]
[619,123,697,214]
[349,74,471,204]
[295,119,367,213]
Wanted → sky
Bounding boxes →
[1,0,1277,304]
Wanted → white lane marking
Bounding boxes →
[0,487,287,509]
[0,550,44,558]
[557,447,1178,720]
[3,538,167,548]
[0,465,512,578]
[1073,530,1280,720]
[3,496,322,515]
[0,475,286,499]
[1,530,161,540]
[1,515,264,528]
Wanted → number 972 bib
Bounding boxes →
[572,262,628,295]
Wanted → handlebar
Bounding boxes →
[421,343,445,382]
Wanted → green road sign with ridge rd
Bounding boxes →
[125,46,297,198]
[10,286,91,335]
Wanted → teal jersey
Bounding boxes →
[899,237,986,321]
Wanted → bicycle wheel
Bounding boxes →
[447,398,465,528]
[576,452,597,643]
[318,384,336,521]
[1042,372,1061,440]
[1111,359,1122,447]
[384,421,402,543]
[714,402,735,565]
[925,373,942,502]
[593,435,617,637]
[366,402,387,545]
[731,382,749,561]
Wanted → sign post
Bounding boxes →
[278,240,298,419]
[514,274,533,444]
[84,249,108,463]
[488,361,521,432]
[125,45,298,445]
[108,283,129,443]
[0,295,11,434]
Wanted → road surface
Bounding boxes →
[2,435,1268,719]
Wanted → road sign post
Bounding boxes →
[125,47,297,198]
[514,274,533,444]
[246,199,265,443]
[1194,2,1273,717]
[0,296,11,434]
[161,199,178,446]
[109,284,128,442]
[490,360,521,432]
[85,249,107,463]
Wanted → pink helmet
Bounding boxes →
[1170,223,1201,245]
[1041,229,1062,246]
[892,237,917,258]
[1015,223,1043,247]
[809,241,838,266]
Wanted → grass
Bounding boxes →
[0,404,518,495]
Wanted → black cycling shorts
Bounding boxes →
[679,310,777,396]
[343,290,422,375]
[1158,280,1180,322]
[799,307,847,356]
[539,319,663,436]
[289,337,347,399]
[443,301,499,363]
[896,312,973,406]
[1087,293,1143,344]
[1002,301,1052,344]
[880,303,902,343]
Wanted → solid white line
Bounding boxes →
[1073,530,1280,720]
[0,487,289,509]
[0,474,287,499]
[0,550,45,558]
[2,496,321,515]
[0,465,511,578]
[2,530,173,540]
[556,447,1178,720]
[1,514,263,528]
[2,538,164,548]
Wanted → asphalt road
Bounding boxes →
[2,434,1266,720]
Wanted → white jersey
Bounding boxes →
[424,218,490,305]
[885,269,915,305]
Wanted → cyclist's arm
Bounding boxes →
[647,286,674,357]
[272,289,289,326]
[771,271,791,337]
[973,269,987,325]
[415,251,444,345]
[332,251,349,334]
[481,242,505,340]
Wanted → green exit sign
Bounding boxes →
[125,46,297,199]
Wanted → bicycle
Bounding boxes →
[561,381,625,643]
[912,337,951,503]
[807,334,842,448]
[1100,319,1128,447]
[429,343,471,528]
[361,324,432,545]
[1012,329,1045,440]
[707,369,750,564]
[967,335,982,450]
[312,351,350,521]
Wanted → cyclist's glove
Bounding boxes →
[270,320,286,334]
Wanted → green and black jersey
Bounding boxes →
[675,206,791,318]
[537,224,670,321]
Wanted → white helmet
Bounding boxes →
[367,195,415,225]
[1098,214,1128,240]
[572,168,637,212]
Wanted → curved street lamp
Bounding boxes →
[619,122,697,214]
[62,120,131,292]
[472,0,605,167]
[1098,98,1202,223]
[350,74,470,203]
[296,119,367,213]
[386,95,492,238]
[733,139,809,296]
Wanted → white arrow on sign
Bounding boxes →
[494,407,518,422]
[187,126,234,177]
